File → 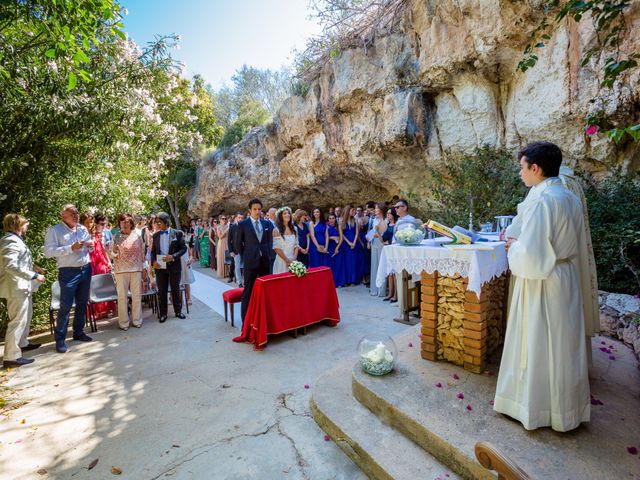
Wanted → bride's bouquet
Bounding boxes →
[288,261,307,277]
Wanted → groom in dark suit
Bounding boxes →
[151,212,187,323]
[236,198,274,324]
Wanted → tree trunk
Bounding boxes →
[167,192,181,230]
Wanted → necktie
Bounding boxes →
[159,230,169,235]
[254,220,263,242]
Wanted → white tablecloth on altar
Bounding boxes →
[375,240,508,296]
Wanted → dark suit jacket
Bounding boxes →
[237,217,274,270]
[228,223,238,255]
[151,228,187,273]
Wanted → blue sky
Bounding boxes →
[122,0,321,89]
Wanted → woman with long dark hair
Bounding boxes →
[339,205,361,285]
[308,207,329,268]
[273,207,299,274]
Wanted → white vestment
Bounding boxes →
[494,177,590,432]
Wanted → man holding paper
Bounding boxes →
[151,212,187,323]
[494,141,591,432]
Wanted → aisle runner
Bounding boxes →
[190,269,241,329]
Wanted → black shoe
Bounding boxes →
[159,315,168,323]
[72,333,93,342]
[389,299,398,304]
[227,278,234,283]
[176,313,186,319]
[21,343,42,351]
[383,297,391,302]
[3,357,35,368]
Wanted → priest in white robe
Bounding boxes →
[494,141,590,432]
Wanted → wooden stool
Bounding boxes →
[222,287,244,327]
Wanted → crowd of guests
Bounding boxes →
[1,196,413,368]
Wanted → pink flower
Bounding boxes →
[627,446,638,455]
[304,384,310,389]
[466,404,473,411]
[435,382,443,388]
[408,342,413,347]
[453,373,460,380]
[456,392,465,399]
[585,124,599,136]
[609,355,616,361]
[324,434,331,442]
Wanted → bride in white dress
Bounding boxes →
[272,207,300,274]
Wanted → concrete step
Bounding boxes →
[311,358,460,480]
[352,326,640,480]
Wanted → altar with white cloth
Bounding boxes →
[376,238,510,373]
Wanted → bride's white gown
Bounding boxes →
[273,232,299,274]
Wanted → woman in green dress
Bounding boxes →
[199,222,210,267]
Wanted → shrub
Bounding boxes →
[584,172,640,295]
[427,145,526,228]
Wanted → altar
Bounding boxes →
[376,239,509,373]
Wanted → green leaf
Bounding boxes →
[535,42,545,48]
[625,124,640,141]
[606,128,625,143]
[45,48,56,58]
[82,37,90,51]
[67,71,77,91]
[78,69,91,81]
[73,50,90,64]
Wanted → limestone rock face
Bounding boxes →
[190,0,640,217]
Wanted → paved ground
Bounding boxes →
[0,266,410,479]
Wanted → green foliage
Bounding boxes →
[219,101,270,147]
[427,146,526,228]
[583,172,640,294]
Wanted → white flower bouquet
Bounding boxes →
[288,260,307,277]
[394,221,426,245]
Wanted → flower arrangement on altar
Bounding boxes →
[394,221,426,245]
[288,260,307,277]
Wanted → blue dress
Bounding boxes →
[327,225,345,287]
[341,221,361,285]
[309,222,329,268]
[295,222,310,267]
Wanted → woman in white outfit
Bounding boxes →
[272,207,299,274]
[369,203,388,297]
[111,213,145,330]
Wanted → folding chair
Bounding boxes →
[88,274,119,332]
[49,280,91,335]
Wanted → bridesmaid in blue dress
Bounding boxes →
[309,208,329,268]
[339,205,361,285]
[294,209,310,267]
[326,213,345,287]
[355,206,369,283]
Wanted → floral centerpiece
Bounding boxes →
[393,219,426,245]
[358,336,397,376]
[288,260,307,277]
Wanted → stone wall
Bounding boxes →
[599,292,640,358]
[190,0,640,217]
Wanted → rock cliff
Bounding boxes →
[190,0,640,217]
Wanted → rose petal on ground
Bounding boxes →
[408,342,413,347]
[324,434,331,442]
[453,373,460,380]
[600,341,606,345]
[488,400,494,406]
[627,446,638,455]
[304,384,310,389]
[466,404,473,411]
[435,382,443,388]
[609,355,616,361]
[456,392,464,399]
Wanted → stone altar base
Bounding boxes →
[312,325,640,479]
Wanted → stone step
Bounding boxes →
[352,326,640,480]
[311,358,460,480]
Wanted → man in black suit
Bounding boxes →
[151,212,187,323]
[236,199,274,324]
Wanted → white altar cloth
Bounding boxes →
[375,239,508,296]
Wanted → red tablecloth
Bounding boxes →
[233,267,340,349]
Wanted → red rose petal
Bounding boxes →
[609,355,616,360]
[453,373,460,380]
[408,342,413,347]
[466,404,473,411]
[488,400,494,406]
[627,446,638,455]
[456,392,464,399]
[324,434,331,442]
[304,384,310,389]
[435,382,443,388]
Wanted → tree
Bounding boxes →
[219,100,270,147]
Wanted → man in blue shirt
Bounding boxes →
[44,204,94,353]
